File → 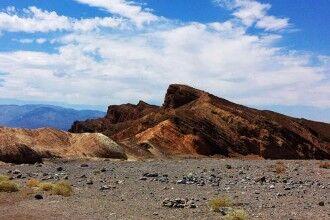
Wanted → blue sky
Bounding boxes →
[0,0,329,122]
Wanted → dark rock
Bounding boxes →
[57,167,63,171]
[35,194,43,200]
[319,201,325,206]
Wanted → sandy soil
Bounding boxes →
[0,159,329,220]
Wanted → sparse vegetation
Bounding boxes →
[39,182,54,191]
[319,161,330,169]
[209,196,233,212]
[26,178,41,188]
[52,181,73,197]
[275,161,286,175]
[0,175,10,182]
[224,209,248,220]
[0,180,19,192]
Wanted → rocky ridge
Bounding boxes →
[70,84,330,160]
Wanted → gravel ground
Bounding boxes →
[0,159,329,220]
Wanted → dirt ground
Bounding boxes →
[0,159,329,220]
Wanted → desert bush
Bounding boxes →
[319,161,330,169]
[0,180,19,192]
[275,161,286,175]
[209,196,233,212]
[0,175,10,182]
[52,181,73,197]
[39,182,54,191]
[26,178,41,188]
[224,209,248,220]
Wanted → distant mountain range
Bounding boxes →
[0,104,105,130]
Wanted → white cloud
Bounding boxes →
[0,6,126,33]
[0,0,328,110]
[0,6,71,33]
[36,38,46,44]
[18,38,34,44]
[74,0,158,27]
[215,0,290,31]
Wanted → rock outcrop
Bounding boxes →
[0,127,127,164]
[70,84,330,159]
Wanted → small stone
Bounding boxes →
[56,167,63,171]
[80,164,89,167]
[139,177,147,181]
[143,173,159,177]
[86,179,93,185]
[225,164,232,169]
[35,194,43,200]
[100,185,110,191]
[176,179,186,184]
[80,174,87,178]
[219,207,233,215]
[319,201,325,206]
[13,169,21,174]
[269,185,275,189]
[100,168,107,172]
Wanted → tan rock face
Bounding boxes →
[0,127,127,163]
[71,84,330,159]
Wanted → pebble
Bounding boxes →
[86,179,93,185]
[35,194,43,200]
[13,169,21,174]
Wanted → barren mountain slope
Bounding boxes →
[0,127,127,163]
[70,84,330,159]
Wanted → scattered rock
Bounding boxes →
[218,207,233,215]
[35,194,43,200]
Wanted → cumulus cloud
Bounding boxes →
[0,6,71,33]
[0,0,328,110]
[0,6,126,33]
[74,0,158,26]
[215,0,290,31]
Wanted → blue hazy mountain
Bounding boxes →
[0,104,105,130]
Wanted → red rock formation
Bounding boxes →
[70,84,330,159]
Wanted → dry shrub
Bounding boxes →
[52,181,73,197]
[26,178,41,188]
[39,182,54,191]
[209,196,233,212]
[319,161,330,169]
[224,209,248,220]
[275,161,286,175]
[0,180,19,192]
[0,175,10,182]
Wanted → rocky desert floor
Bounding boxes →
[0,158,329,220]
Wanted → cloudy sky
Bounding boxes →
[0,0,329,122]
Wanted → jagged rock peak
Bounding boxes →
[163,84,206,109]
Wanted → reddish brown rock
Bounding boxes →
[70,84,330,159]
